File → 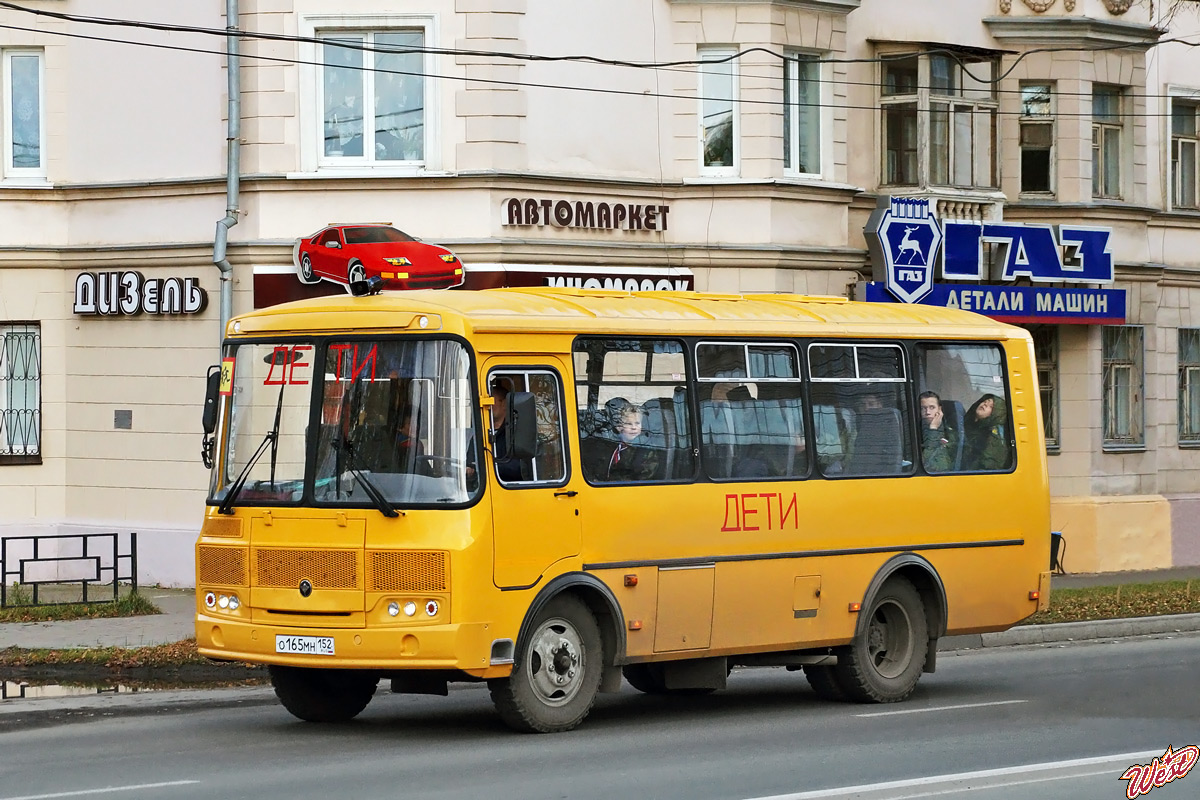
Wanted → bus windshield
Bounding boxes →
[211,337,480,509]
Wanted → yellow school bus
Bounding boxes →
[195,285,1051,733]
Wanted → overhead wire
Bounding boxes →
[1,1,1200,117]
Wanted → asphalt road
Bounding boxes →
[1,632,1197,800]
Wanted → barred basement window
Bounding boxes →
[1031,326,1059,451]
[1179,328,1200,444]
[1,322,40,463]
[1102,325,1143,448]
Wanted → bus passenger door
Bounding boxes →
[486,364,582,589]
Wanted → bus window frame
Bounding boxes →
[694,339,810,483]
[912,339,1018,475]
[486,365,572,491]
[206,332,487,512]
[572,336,695,487]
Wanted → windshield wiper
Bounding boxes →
[217,431,276,515]
[336,439,401,518]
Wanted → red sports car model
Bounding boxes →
[293,224,464,291]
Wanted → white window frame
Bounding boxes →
[783,52,825,178]
[878,50,998,190]
[297,15,439,176]
[1167,88,1200,212]
[1019,82,1055,196]
[1102,325,1144,449]
[698,47,739,177]
[0,322,41,461]
[1031,326,1059,452]
[1092,84,1125,200]
[3,50,45,181]
[1179,328,1200,446]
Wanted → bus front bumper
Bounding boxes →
[195,613,513,678]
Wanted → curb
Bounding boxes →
[938,612,1200,651]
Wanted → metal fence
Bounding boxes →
[0,532,138,607]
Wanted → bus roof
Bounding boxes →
[228,287,1026,340]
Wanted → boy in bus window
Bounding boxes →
[600,402,659,482]
[918,391,958,473]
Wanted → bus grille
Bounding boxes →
[369,550,448,592]
[254,549,358,589]
[198,545,247,586]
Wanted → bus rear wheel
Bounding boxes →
[835,576,927,703]
[269,665,378,722]
[489,595,602,733]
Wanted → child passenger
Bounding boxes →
[602,403,659,482]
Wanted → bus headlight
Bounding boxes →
[218,595,230,609]
[403,601,417,617]
[204,592,216,609]
[425,600,439,617]
[388,601,400,617]
[228,595,240,610]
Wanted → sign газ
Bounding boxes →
[863,197,1126,324]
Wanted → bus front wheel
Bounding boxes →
[489,595,603,733]
[269,665,378,722]
[835,576,927,703]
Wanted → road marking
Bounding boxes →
[1,781,200,800]
[741,750,1162,799]
[854,699,1029,717]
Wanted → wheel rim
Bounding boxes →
[525,615,586,707]
[865,598,914,679]
[301,255,314,281]
[349,263,366,283]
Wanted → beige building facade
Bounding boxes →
[2,0,1200,585]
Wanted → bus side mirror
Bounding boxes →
[202,365,221,435]
[507,391,538,460]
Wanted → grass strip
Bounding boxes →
[1022,579,1200,625]
[0,592,159,624]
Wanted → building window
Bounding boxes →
[319,31,426,165]
[1092,85,1124,199]
[699,49,737,175]
[1020,83,1054,194]
[1031,327,1059,451]
[1179,329,1200,445]
[1172,99,1199,210]
[881,51,997,189]
[1102,326,1143,448]
[3,50,43,178]
[784,54,821,175]
[0,323,40,462]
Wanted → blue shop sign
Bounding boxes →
[863,197,1125,324]
[862,282,1127,325]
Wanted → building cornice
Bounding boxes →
[669,0,861,14]
[984,15,1162,49]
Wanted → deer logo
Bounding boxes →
[897,226,925,265]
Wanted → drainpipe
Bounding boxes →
[213,0,240,345]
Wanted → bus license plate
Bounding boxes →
[275,635,335,656]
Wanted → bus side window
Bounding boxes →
[490,369,568,485]
[915,343,1014,474]
[573,338,692,485]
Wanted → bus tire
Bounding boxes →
[488,595,603,733]
[622,663,667,694]
[268,665,378,723]
[802,663,849,702]
[835,576,927,703]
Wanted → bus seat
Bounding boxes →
[641,398,674,480]
[847,408,903,475]
[699,399,736,478]
[814,404,853,474]
[941,399,966,470]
